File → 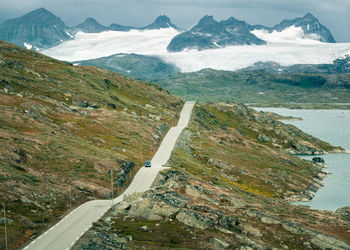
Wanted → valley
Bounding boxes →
[0,5,350,250]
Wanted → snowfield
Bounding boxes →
[43,28,350,72]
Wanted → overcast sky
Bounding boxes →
[0,0,349,42]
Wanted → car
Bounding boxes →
[145,161,151,168]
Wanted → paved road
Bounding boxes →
[23,101,195,250]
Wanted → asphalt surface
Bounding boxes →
[23,101,195,250]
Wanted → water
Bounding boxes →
[254,108,350,211]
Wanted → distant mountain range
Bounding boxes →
[168,13,335,51]
[0,8,180,50]
[239,55,350,74]
[167,15,266,52]
[0,8,337,52]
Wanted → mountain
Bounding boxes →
[109,15,180,31]
[75,53,180,80]
[0,8,72,50]
[167,15,265,52]
[143,15,179,30]
[0,40,181,248]
[109,23,137,31]
[73,17,108,33]
[250,13,336,43]
[239,55,350,74]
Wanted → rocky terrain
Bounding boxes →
[167,15,266,52]
[0,40,183,249]
[75,53,180,81]
[153,68,350,106]
[0,8,181,50]
[75,103,349,249]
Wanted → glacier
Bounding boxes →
[43,27,350,73]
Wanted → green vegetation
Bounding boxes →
[152,69,350,107]
[0,40,182,249]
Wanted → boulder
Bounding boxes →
[176,210,215,230]
[310,234,350,249]
[242,224,263,237]
[335,207,350,221]
[140,225,149,232]
[312,157,325,163]
[209,237,230,248]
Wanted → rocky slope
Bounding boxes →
[72,17,108,33]
[0,8,72,50]
[167,15,265,52]
[74,103,349,249]
[267,13,335,43]
[0,40,183,249]
[75,53,180,80]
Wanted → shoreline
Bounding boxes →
[285,161,328,203]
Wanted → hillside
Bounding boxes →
[75,53,180,80]
[0,40,182,249]
[75,103,350,249]
[153,68,350,107]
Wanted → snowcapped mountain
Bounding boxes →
[249,13,336,43]
[0,8,180,49]
[167,15,265,52]
[1,8,348,74]
[0,8,72,50]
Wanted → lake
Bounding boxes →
[254,108,350,211]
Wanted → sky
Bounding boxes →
[0,0,349,42]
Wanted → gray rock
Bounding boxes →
[242,224,263,237]
[140,225,149,232]
[0,218,14,225]
[125,235,132,242]
[258,133,272,143]
[310,234,350,250]
[335,206,350,221]
[209,237,230,248]
[176,209,215,230]
[312,157,325,163]
[260,216,281,225]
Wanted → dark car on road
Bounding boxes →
[145,161,151,168]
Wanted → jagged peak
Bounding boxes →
[143,15,178,30]
[79,17,102,25]
[194,15,218,28]
[22,8,56,19]
[303,12,317,20]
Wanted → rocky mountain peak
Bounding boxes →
[143,15,178,30]
[75,17,107,33]
[303,12,318,20]
[195,15,218,28]
[17,8,63,25]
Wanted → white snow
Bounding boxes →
[44,28,180,61]
[24,42,33,50]
[42,27,350,73]
[65,31,74,38]
[251,26,321,44]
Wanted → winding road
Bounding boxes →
[23,101,195,250]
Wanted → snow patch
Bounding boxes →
[65,31,74,38]
[24,42,32,50]
[251,26,321,44]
